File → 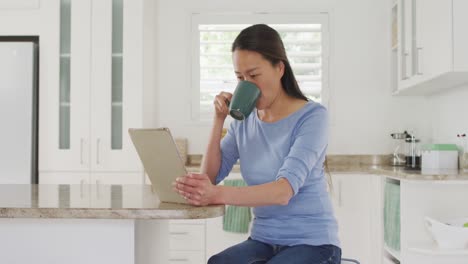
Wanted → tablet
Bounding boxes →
[128,128,188,204]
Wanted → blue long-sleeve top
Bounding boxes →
[216,100,340,247]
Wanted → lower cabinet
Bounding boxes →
[168,220,206,264]
[330,174,383,264]
[168,217,250,264]
[167,172,248,263]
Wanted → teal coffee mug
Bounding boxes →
[228,81,261,121]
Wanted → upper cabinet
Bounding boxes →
[391,0,468,95]
[39,0,143,175]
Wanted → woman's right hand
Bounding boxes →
[214,92,233,120]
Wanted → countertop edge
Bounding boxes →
[0,205,225,220]
[329,166,468,182]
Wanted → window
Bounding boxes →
[191,13,329,121]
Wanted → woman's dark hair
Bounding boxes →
[232,24,308,101]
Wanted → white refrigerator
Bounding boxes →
[0,40,38,184]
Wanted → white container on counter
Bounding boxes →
[421,144,458,172]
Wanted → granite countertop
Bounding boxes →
[186,154,468,182]
[330,165,468,181]
[0,184,224,219]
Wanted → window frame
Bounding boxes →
[190,12,330,122]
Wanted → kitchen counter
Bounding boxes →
[186,154,468,181]
[0,184,224,264]
[329,165,468,181]
[0,184,224,219]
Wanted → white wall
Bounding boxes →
[152,0,432,155]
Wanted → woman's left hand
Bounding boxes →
[172,173,221,206]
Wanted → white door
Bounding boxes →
[39,0,92,172]
[90,0,143,172]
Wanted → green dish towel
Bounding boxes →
[384,181,401,251]
[223,179,251,234]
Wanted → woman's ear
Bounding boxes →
[278,61,285,77]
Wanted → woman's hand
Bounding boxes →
[214,92,233,121]
[172,173,222,206]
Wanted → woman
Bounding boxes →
[173,24,341,264]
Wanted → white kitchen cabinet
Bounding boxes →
[39,0,143,182]
[0,0,40,9]
[330,174,383,264]
[391,0,468,95]
[393,178,468,264]
[167,172,246,263]
[170,224,205,251]
[399,0,413,83]
[168,219,207,264]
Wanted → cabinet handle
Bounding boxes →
[96,138,101,165]
[80,138,85,165]
[169,231,189,235]
[402,52,409,80]
[416,47,423,75]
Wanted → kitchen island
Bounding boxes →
[0,184,224,264]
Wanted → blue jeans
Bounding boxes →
[208,238,341,264]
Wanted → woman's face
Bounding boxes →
[232,49,284,110]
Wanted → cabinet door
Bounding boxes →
[399,0,413,82]
[39,0,91,172]
[90,0,143,172]
[39,171,90,184]
[331,174,372,264]
[453,0,468,71]
[169,224,205,251]
[415,0,452,81]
